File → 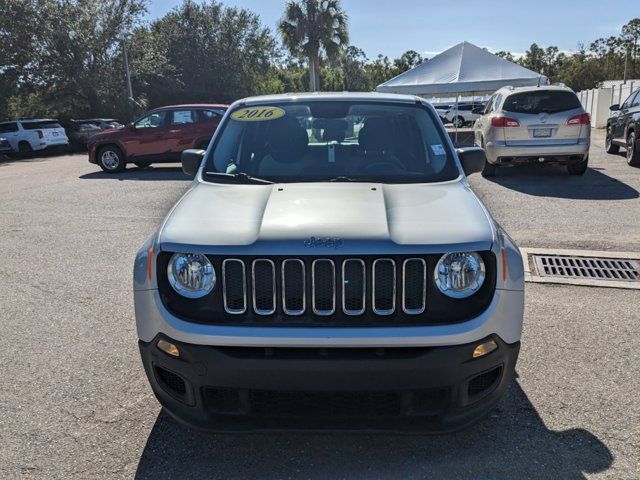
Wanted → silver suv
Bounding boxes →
[133,92,525,432]
[474,86,590,177]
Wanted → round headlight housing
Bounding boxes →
[434,252,485,298]
[167,253,216,298]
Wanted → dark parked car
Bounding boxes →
[65,118,124,150]
[605,88,640,166]
[87,104,227,172]
[65,121,101,150]
[0,137,12,154]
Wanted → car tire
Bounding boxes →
[567,155,589,175]
[627,131,640,166]
[481,160,497,177]
[604,125,619,154]
[98,145,126,173]
[18,141,33,155]
[453,116,465,128]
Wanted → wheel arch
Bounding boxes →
[96,141,127,160]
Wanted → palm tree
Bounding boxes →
[278,0,349,91]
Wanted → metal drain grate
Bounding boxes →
[533,255,640,282]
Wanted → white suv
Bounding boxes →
[474,86,590,177]
[445,104,486,128]
[0,119,69,154]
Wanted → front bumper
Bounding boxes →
[140,333,520,432]
[484,139,590,165]
[87,143,97,163]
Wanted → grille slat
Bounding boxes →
[222,259,247,314]
[342,259,366,315]
[252,259,276,315]
[282,259,306,315]
[372,259,396,315]
[402,258,426,315]
[312,259,336,316]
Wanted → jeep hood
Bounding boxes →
[159,181,494,251]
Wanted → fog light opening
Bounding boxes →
[157,339,180,357]
[473,340,497,359]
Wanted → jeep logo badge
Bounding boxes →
[304,236,344,249]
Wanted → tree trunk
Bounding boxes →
[314,56,321,91]
[308,53,317,91]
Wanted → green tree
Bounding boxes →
[1,0,146,119]
[392,50,423,76]
[520,43,546,73]
[494,51,516,62]
[340,46,370,91]
[130,1,277,106]
[621,18,640,78]
[278,0,349,91]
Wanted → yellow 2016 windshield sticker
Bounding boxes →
[230,106,285,121]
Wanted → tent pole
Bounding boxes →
[454,95,459,146]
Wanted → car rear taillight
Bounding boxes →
[36,130,43,138]
[566,113,590,125]
[491,117,520,128]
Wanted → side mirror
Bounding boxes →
[181,149,205,177]
[456,147,486,176]
[609,104,620,111]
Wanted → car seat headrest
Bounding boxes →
[358,117,392,153]
[266,116,309,163]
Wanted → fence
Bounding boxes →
[577,80,638,129]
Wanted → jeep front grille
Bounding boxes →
[158,251,497,326]
[222,257,427,317]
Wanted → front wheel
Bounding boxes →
[605,125,619,154]
[452,116,465,128]
[567,155,589,175]
[627,132,640,166]
[98,146,126,173]
[18,141,33,155]
[481,160,497,177]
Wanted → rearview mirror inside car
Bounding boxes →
[456,147,486,176]
[181,149,205,177]
[609,103,620,111]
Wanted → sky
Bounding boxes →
[146,0,634,60]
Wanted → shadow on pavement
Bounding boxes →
[485,165,639,200]
[79,166,191,181]
[134,380,613,479]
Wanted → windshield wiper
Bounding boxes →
[329,176,368,182]
[203,171,274,184]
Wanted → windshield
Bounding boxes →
[503,90,581,114]
[204,101,459,184]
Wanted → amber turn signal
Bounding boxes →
[473,339,497,358]
[157,339,180,357]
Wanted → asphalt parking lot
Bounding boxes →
[0,129,638,479]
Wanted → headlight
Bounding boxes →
[167,253,216,298]
[434,252,485,298]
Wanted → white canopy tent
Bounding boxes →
[376,41,548,96]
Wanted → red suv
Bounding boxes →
[87,104,228,173]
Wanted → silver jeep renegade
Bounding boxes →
[133,92,525,432]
